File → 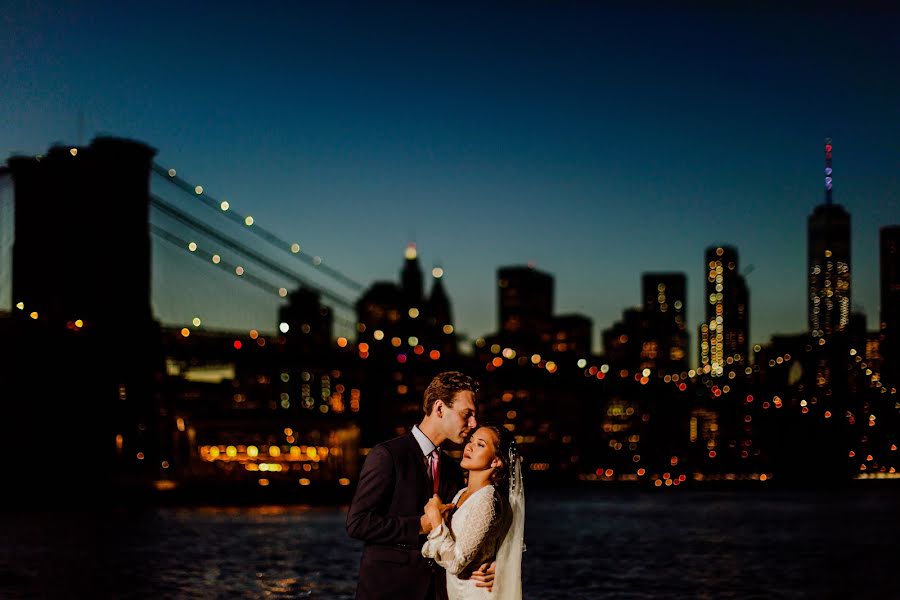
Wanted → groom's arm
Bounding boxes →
[346,445,421,546]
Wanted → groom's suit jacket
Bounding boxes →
[347,431,464,600]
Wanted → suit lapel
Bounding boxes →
[406,432,430,507]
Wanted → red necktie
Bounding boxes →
[429,448,441,495]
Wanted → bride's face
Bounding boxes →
[460,427,500,472]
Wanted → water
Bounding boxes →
[2,488,898,599]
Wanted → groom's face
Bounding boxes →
[440,390,477,445]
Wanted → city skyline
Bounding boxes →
[1,123,898,600]
[1,2,898,354]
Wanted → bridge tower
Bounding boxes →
[3,136,163,503]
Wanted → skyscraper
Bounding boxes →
[426,266,458,356]
[279,287,333,355]
[642,272,688,371]
[603,307,651,372]
[356,281,404,345]
[497,265,554,351]
[401,242,424,307]
[700,245,749,376]
[357,245,457,357]
[881,225,900,381]
[808,138,851,338]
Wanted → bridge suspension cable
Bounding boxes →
[151,162,364,292]
[150,223,357,332]
[151,194,357,312]
[151,223,284,297]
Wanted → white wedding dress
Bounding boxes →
[422,485,512,600]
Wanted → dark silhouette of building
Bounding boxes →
[642,272,688,372]
[552,314,593,356]
[752,331,855,483]
[356,281,404,345]
[808,139,851,338]
[401,242,424,307]
[601,273,688,375]
[279,286,333,355]
[497,265,554,353]
[602,307,651,373]
[425,266,458,357]
[699,245,749,377]
[356,243,458,357]
[848,311,869,358]
[881,225,900,382]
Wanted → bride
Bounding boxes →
[421,424,525,600]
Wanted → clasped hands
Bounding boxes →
[419,493,496,590]
[421,493,455,533]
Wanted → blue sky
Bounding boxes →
[2,2,898,360]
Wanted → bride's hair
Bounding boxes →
[477,423,517,488]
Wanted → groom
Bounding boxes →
[347,371,495,600]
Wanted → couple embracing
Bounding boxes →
[347,371,525,600]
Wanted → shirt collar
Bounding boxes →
[412,424,438,457]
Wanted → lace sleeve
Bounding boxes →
[421,488,503,576]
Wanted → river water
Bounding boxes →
[2,487,898,598]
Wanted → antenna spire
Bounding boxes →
[824,137,833,205]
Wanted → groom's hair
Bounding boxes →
[423,371,479,415]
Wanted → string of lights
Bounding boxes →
[151,223,284,296]
[150,223,357,332]
[150,194,357,312]
[151,162,363,292]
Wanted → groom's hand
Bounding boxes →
[424,494,455,531]
[471,561,496,591]
[419,513,432,534]
[424,494,455,515]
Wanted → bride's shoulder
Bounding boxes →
[465,485,499,506]
[487,485,511,512]
[480,485,506,510]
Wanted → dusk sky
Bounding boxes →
[2,1,898,361]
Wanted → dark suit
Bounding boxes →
[347,431,464,600]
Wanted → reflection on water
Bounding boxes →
[1,488,898,599]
